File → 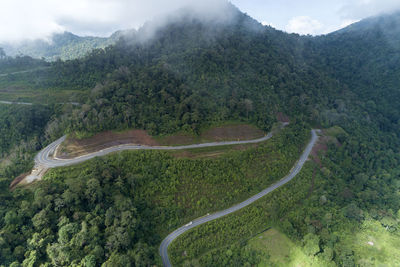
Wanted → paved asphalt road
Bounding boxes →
[34,124,290,168]
[25,123,318,267]
[159,129,319,267]
[25,123,288,182]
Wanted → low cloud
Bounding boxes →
[261,21,277,29]
[340,0,400,20]
[0,0,229,43]
[286,16,323,35]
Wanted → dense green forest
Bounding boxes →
[0,4,399,266]
[0,124,308,266]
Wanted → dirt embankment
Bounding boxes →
[9,173,29,191]
[203,124,265,141]
[159,124,265,145]
[310,136,329,166]
[57,130,158,159]
[276,112,290,123]
[57,124,266,159]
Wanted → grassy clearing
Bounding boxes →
[345,219,400,266]
[0,71,87,104]
[170,143,259,159]
[0,88,85,104]
[247,228,318,267]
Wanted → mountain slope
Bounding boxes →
[1,31,122,61]
[313,11,400,133]
[0,5,399,267]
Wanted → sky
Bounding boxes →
[0,0,400,43]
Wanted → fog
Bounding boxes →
[0,0,231,43]
[1,0,400,43]
[340,0,400,21]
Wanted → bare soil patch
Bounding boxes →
[58,124,265,159]
[158,134,197,146]
[156,124,265,146]
[311,137,329,166]
[9,173,28,191]
[57,130,159,159]
[276,112,290,123]
[202,124,264,141]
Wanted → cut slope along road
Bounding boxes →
[25,123,288,182]
[159,129,319,267]
[21,123,319,267]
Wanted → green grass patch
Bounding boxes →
[342,219,400,266]
[0,69,87,104]
[248,228,319,267]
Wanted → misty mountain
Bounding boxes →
[0,31,122,61]
[37,4,398,138]
[1,4,400,267]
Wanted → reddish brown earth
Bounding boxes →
[9,173,28,191]
[310,138,328,166]
[277,112,290,123]
[157,124,265,146]
[158,134,197,146]
[57,130,159,159]
[58,124,265,159]
[202,124,265,141]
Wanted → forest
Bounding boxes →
[0,5,399,266]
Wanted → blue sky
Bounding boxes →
[232,0,351,34]
[233,0,400,35]
[1,0,399,43]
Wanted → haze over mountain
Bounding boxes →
[0,31,121,61]
[0,3,399,266]
[2,2,400,61]
[0,1,239,61]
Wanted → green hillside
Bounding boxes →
[0,4,399,266]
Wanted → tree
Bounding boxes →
[0,47,6,59]
[303,233,320,257]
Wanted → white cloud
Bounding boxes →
[339,19,359,28]
[0,0,229,43]
[285,16,323,35]
[261,21,277,28]
[340,0,400,20]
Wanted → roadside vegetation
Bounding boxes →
[169,124,400,266]
[0,123,309,265]
[0,6,400,267]
[57,123,266,159]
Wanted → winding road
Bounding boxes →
[159,129,319,267]
[23,124,319,267]
[25,123,288,181]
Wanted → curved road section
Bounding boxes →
[159,129,319,267]
[25,123,288,182]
